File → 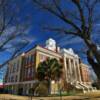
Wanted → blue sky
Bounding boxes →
[0,0,99,82]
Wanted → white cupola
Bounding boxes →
[45,38,56,51]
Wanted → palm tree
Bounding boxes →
[37,58,63,94]
[37,62,46,81]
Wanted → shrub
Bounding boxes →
[29,88,34,96]
[34,81,48,96]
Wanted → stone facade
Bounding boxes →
[4,38,93,95]
[80,63,90,83]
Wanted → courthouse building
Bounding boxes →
[4,38,93,95]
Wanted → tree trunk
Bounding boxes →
[87,50,100,79]
[84,38,100,80]
[84,39,100,64]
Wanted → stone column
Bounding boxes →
[76,59,82,82]
[68,59,72,83]
[35,51,40,68]
[73,60,77,82]
[63,55,67,82]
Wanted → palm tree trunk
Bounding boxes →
[48,79,51,94]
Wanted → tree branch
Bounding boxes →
[72,0,86,33]
[43,26,81,37]
[33,0,81,33]
[0,42,29,69]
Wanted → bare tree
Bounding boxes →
[0,0,32,68]
[32,0,100,79]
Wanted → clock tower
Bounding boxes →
[45,38,56,51]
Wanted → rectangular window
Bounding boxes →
[11,76,13,82]
[31,55,34,64]
[31,67,35,78]
[13,62,16,73]
[17,60,19,71]
[25,68,27,79]
[28,67,31,77]
[10,64,13,73]
[15,75,17,82]
[26,57,29,65]
[29,55,31,64]
[25,57,29,65]
[8,77,10,82]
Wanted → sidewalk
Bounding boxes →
[0,91,100,100]
[0,95,87,100]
